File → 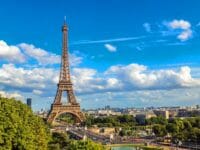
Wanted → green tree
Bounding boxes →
[119,129,126,137]
[0,97,50,150]
[48,132,70,149]
[57,113,75,124]
[153,124,167,137]
[188,128,200,142]
[166,123,179,135]
[68,140,105,150]
[146,116,168,125]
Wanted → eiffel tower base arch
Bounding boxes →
[47,104,85,125]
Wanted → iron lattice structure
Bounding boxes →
[47,22,85,124]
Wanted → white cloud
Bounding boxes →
[104,44,117,52]
[168,19,191,30]
[69,64,200,94]
[106,64,200,90]
[0,40,83,97]
[0,62,199,97]
[143,23,151,32]
[69,53,83,66]
[71,36,145,45]
[32,89,43,95]
[18,43,82,66]
[177,29,192,41]
[0,40,25,63]
[0,62,199,110]
[79,88,200,109]
[165,19,192,41]
[0,90,23,99]
[19,43,60,65]
[0,63,57,92]
[106,78,120,88]
[136,46,142,51]
[72,68,104,93]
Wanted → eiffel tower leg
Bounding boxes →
[54,89,62,104]
[68,90,77,105]
[47,112,57,124]
[47,89,62,124]
[75,116,81,124]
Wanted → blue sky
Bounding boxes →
[0,0,200,111]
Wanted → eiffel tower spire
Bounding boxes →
[59,18,71,83]
[53,19,76,105]
[47,20,85,124]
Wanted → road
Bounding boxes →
[67,127,110,144]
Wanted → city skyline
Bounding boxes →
[0,0,200,110]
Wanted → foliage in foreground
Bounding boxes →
[0,97,106,150]
[0,97,50,150]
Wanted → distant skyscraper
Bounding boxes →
[26,98,32,108]
[105,105,111,110]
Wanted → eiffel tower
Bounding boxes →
[47,20,85,124]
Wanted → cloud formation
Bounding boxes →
[0,61,199,110]
[0,38,199,109]
[0,63,199,96]
[0,90,23,99]
[71,36,145,45]
[106,64,200,90]
[0,63,57,93]
[19,43,60,65]
[143,23,151,32]
[166,19,192,41]
[72,64,200,94]
[0,41,83,66]
[80,87,200,109]
[168,20,191,30]
[0,40,25,63]
[104,44,117,52]
[32,89,43,95]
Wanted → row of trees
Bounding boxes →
[145,115,200,143]
[85,114,200,143]
[85,114,137,127]
[85,114,172,127]
[151,117,200,143]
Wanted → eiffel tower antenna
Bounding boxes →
[47,21,85,125]
[64,16,66,24]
